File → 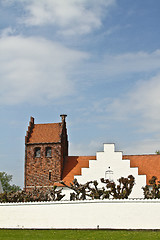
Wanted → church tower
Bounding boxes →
[24,115,68,191]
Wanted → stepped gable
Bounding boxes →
[55,156,96,186]
[123,154,160,184]
[56,153,160,187]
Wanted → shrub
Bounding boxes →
[0,186,64,203]
[61,175,135,200]
[142,176,160,199]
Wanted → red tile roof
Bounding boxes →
[123,155,160,184]
[55,156,96,186]
[28,123,62,143]
[57,154,160,186]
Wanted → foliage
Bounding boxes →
[0,174,135,202]
[0,172,21,193]
[87,180,110,200]
[101,175,135,199]
[61,179,110,200]
[0,186,64,203]
[155,150,160,154]
[61,179,91,200]
[61,175,135,200]
[142,176,160,199]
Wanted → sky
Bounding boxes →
[0,0,160,187]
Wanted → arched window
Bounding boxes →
[46,147,52,157]
[105,167,113,181]
[35,147,41,158]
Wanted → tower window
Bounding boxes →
[49,171,52,180]
[35,147,41,158]
[46,147,52,157]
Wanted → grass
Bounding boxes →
[0,229,160,240]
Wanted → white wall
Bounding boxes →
[0,199,160,229]
[74,144,146,198]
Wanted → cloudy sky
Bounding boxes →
[0,0,160,187]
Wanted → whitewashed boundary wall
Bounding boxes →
[0,199,160,229]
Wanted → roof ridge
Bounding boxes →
[35,122,61,125]
[123,154,157,156]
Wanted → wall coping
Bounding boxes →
[1,198,160,206]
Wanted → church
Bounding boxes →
[24,115,160,198]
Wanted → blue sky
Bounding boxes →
[1,0,160,187]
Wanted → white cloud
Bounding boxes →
[106,73,160,132]
[70,140,103,155]
[80,50,160,85]
[95,50,160,77]
[0,34,88,105]
[123,137,160,155]
[20,0,116,35]
[70,137,160,156]
[0,27,15,37]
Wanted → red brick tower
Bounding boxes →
[24,115,68,191]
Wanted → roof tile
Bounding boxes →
[61,156,96,186]
[123,155,160,184]
[28,123,62,143]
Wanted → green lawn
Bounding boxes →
[0,230,160,240]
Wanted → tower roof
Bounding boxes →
[27,123,62,144]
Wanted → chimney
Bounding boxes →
[60,114,67,124]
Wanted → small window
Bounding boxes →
[35,147,41,158]
[105,167,114,181]
[46,147,51,157]
[49,171,52,180]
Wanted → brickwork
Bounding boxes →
[24,115,68,191]
[25,116,34,144]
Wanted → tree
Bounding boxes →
[0,172,21,193]
[101,175,135,199]
[0,186,65,203]
[142,176,160,199]
[61,175,135,200]
[60,179,92,200]
[155,150,160,154]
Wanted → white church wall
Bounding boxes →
[1,199,160,229]
[74,144,146,198]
